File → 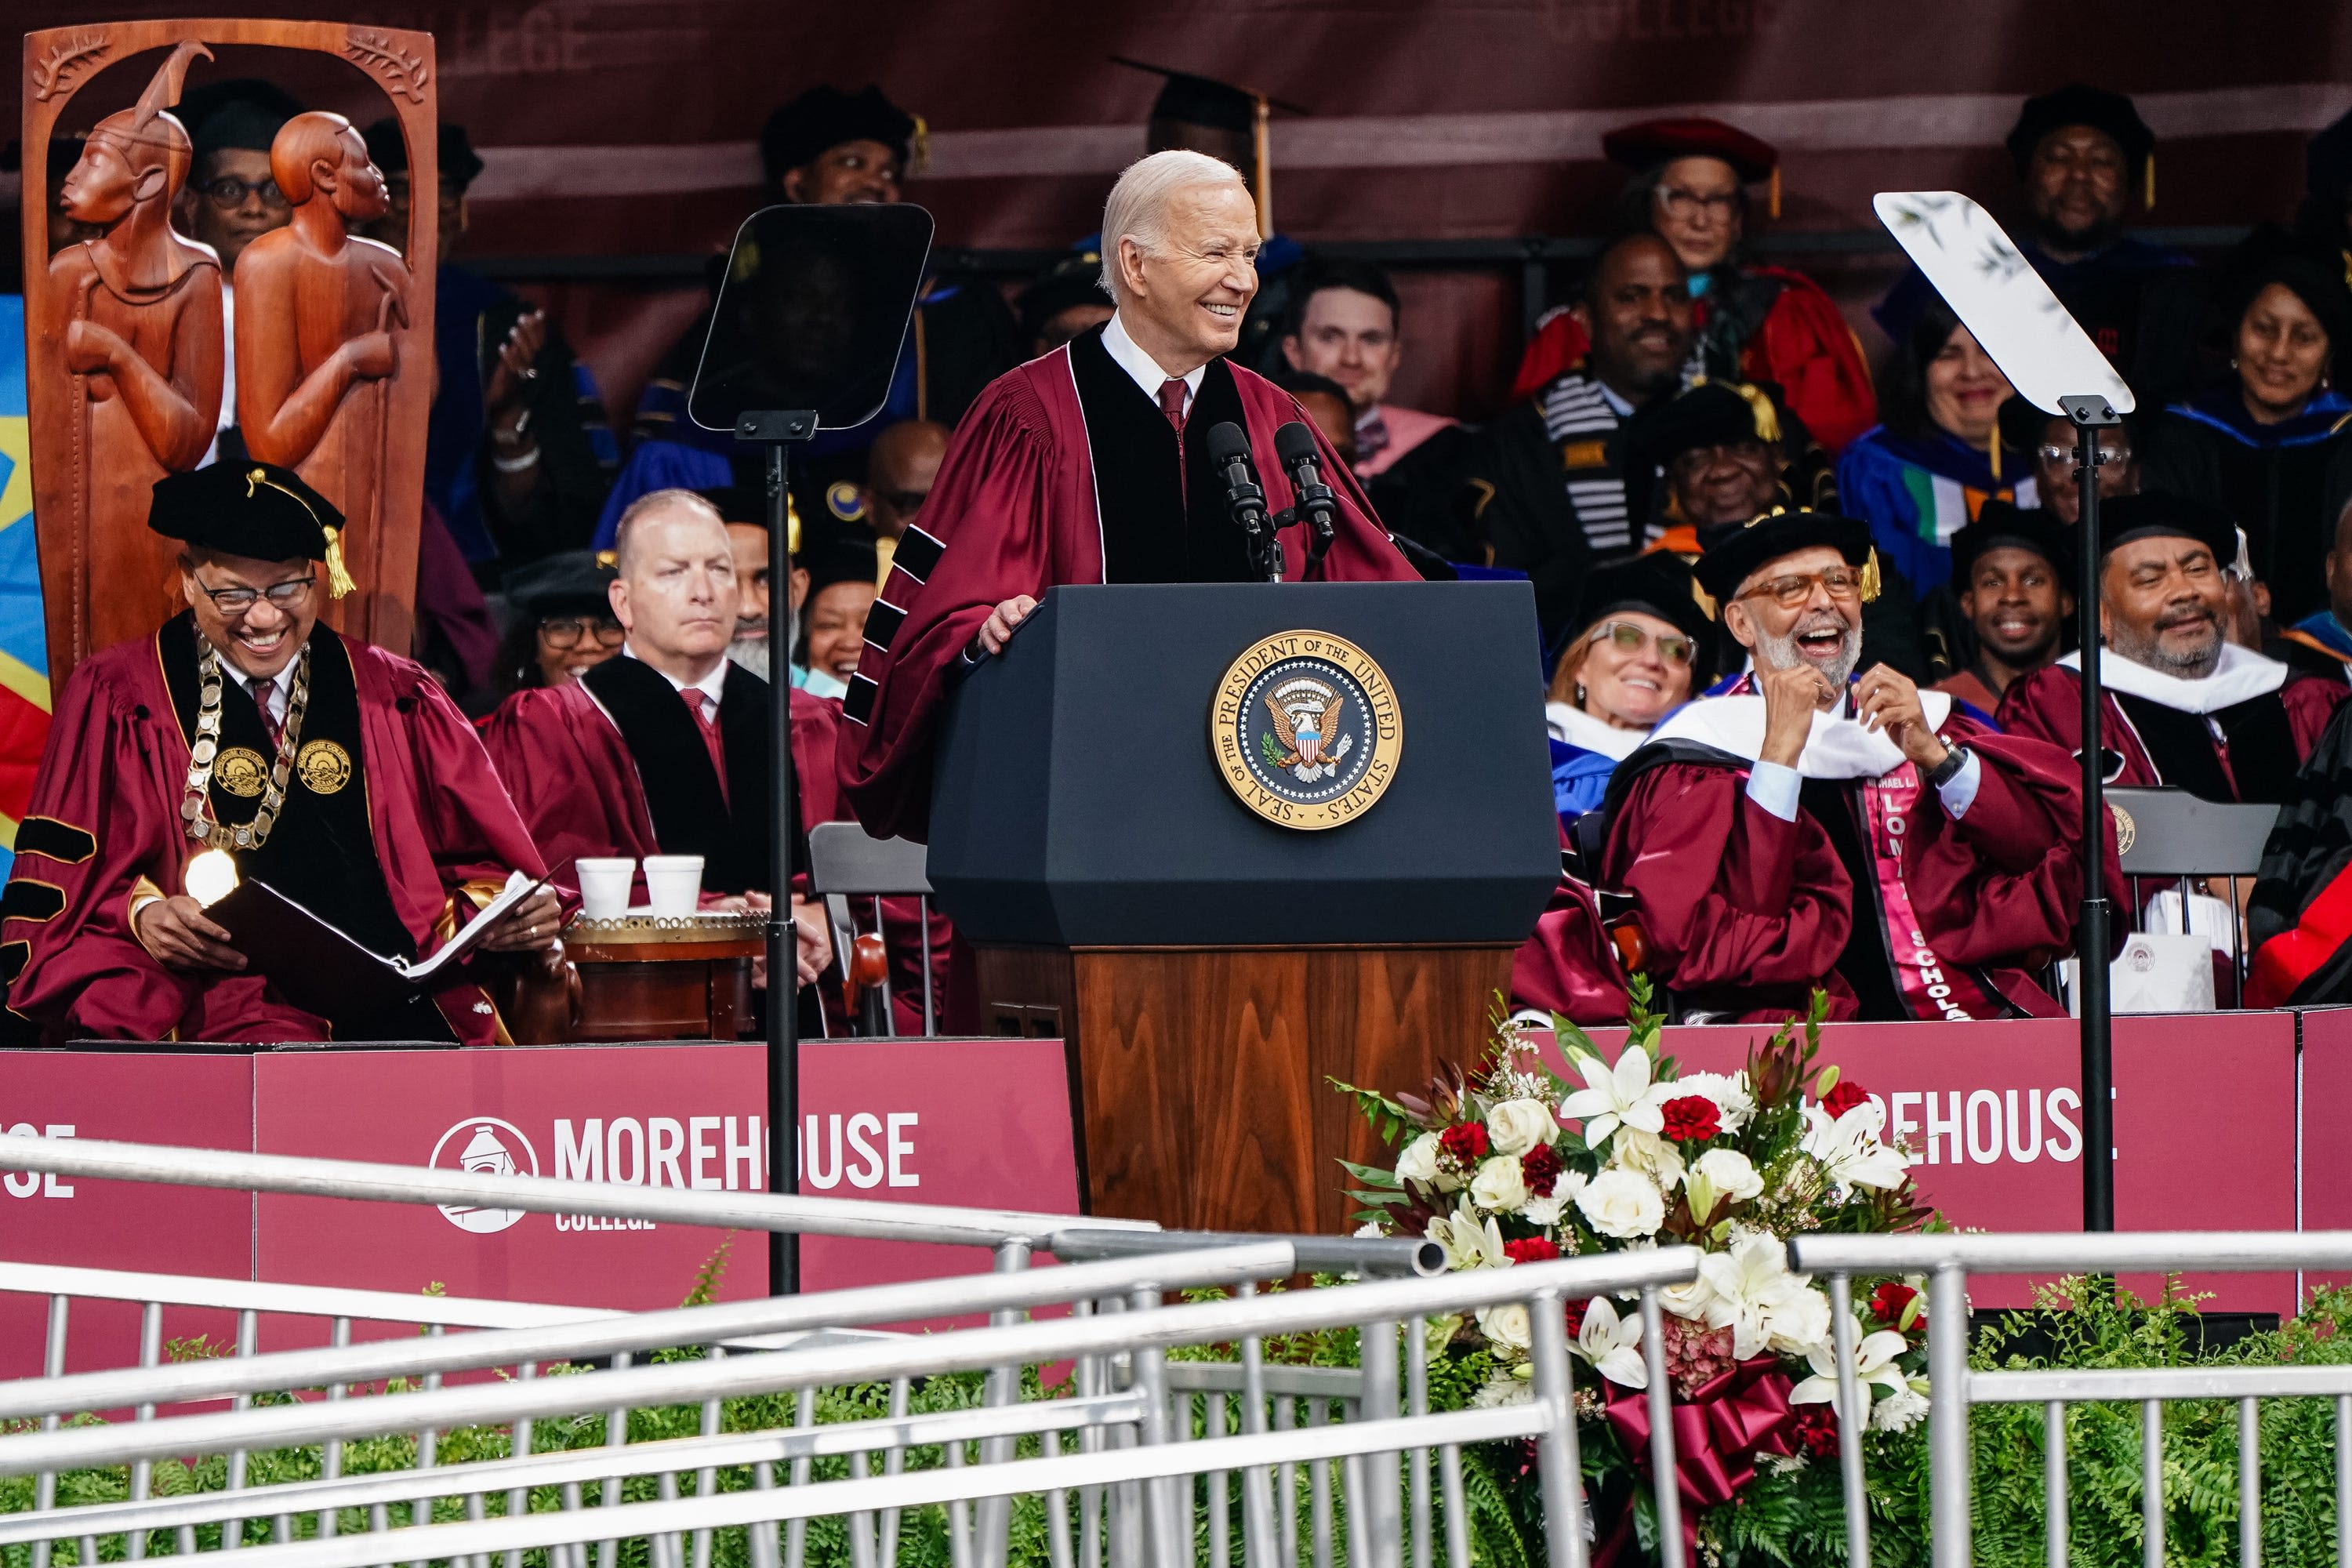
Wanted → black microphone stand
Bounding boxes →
[2063,391,2122,1232]
[738,406,818,1291]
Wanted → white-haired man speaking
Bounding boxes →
[840,150,1418,840]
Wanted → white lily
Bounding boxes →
[1574,1296,1649,1388]
[1426,1206,1511,1271]
[1560,1044,1668,1148]
[1799,1100,1911,1192]
[1697,1232,1813,1359]
[1790,1321,1912,1417]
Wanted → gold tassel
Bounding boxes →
[786,492,801,557]
[1859,547,1883,604]
[322,530,356,599]
[1690,578,1719,623]
[909,114,930,178]
[1768,165,1781,221]
[1253,93,1273,240]
[2143,152,2154,212]
[1730,381,1781,444]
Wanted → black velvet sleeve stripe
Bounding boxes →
[894,526,946,584]
[0,940,27,985]
[844,672,878,726]
[864,598,907,653]
[0,880,66,924]
[15,817,95,866]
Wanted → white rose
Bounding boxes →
[1691,1149,1765,1203]
[1765,1286,1835,1357]
[1575,1168,1665,1239]
[1476,1301,1534,1352]
[1610,1126,1685,1190]
[1470,1154,1530,1214]
[1396,1131,1443,1188]
[1486,1097,1561,1156]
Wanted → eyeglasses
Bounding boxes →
[198,175,289,212]
[1740,567,1864,608]
[539,616,626,650]
[1655,186,1740,220]
[2038,443,2133,469]
[1587,619,1697,667]
[196,576,314,614]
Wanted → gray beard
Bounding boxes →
[2107,618,2221,680]
[727,637,770,680]
[1753,626,1860,690]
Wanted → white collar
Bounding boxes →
[1544,701,1650,760]
[1102,310,1207,405]
[1646,688,1953,780]
[1592,379,1637,418]
[2057,642,2286,714]
[624,645,729,709]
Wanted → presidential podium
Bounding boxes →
[927,583,1558,1236]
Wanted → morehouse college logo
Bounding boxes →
[429,1116,539,1234]
[1210,630,1403,829]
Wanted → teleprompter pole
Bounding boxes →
[2063,393,2122,1232]
[742,409,818,1293]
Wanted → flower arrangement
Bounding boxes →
[1338,982,1937,1561]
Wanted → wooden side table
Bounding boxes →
[563,913,764,1041]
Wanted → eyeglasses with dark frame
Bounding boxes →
[537,615,626,650]
[1740,567,1865,608]
[198,175,289,212]
[194,576,314,615]
[1586,619,1697,668]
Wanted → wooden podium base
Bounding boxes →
[975,944,1513,1236]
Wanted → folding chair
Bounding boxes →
[2107,786,2281,1007]
[807,821,938,1036]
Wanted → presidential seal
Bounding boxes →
[214,746,269,798]
[296,739,352,795]
[1210,630,1402,829]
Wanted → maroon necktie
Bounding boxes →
[1157,377,1189,433]
[253,680,282,746]
[682,688,728,806]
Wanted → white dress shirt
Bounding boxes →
[225,655,297,732]
[624,646,728,719]
[1102,310,1206,419]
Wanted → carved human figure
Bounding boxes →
[45,40,227,649]
[232,110,410,568]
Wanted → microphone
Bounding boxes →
[1273,421,1339,571]
[1206,421,1279,581]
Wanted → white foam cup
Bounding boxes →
[642,855,706,918]
[575,858,636,920]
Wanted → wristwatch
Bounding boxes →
[1924,743,1970,789]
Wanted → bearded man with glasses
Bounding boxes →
[0,463,561,1045]
[1588,509,2099,1022]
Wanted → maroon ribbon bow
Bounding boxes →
[1594,1354,1798,1560]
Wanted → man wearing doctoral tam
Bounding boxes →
[1597,509,2103,1022]
[840,150,1417,841]
[0,463,561,1045]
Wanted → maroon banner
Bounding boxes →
[2297,1007,2352,1294]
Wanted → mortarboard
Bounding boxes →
[1566,551,1719,650]
[149,463,354,596]
[1693,506,1876,605]
[1114,56,1305,240]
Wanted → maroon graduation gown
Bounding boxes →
[485,680,949,1034]
[2,626,546,1045]
[1509,822,1633,1024]
[839,331,1421,842]
[1996,660,2345,801]
[1601,692,2105,1022]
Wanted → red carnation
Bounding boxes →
[1520,1142,1565,1197]
[1503,1237,1559,1265]
[1870,1281,1922,1327]
[1793,1403,1840,1458]
[1562,1298,1588,1339]
[1659,1094,1721,1143]
[1824,1079,1871,1119]
[1439,1122,1490,1163]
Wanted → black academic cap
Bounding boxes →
[2310,107,2352,205]
[2005,84,2154,180]
[1145,67,1254,132]
[758,85,914,187]
[149,463,350,590]
[503,550,615,619]
[2095,490,2238,565]
[177,78,303,159]
[804,534,879,598]
[1016,249,1112,342]
[360,118,486,189]
[1624,381,1782,472]
[1693,507,1874,604]
[1949,499,2074,593]
[1566,551,1718,648]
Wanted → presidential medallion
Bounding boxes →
[296,739,352,795]
[1210,630,1402,830]
[214,746,270,798]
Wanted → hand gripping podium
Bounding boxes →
[927,582,1558,1235]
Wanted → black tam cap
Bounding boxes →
[1624,381,1783,472]
[503,550,615,620]
[1017,249,1113,342]
[360,118,485,189]
[1693,507,1874,604]
[1950,499,2074,592]
[804,534,880,598]
[149,463,352,593]
[2006,84,2154,180]
[759,85,914,188]
[1567,552,1718,648]
[2096,490,2238,565]
[177,78,303,159]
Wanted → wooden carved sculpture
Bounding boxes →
[20,22,437,684]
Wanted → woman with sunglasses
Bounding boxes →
[1541,554,1716,818]
[477,550,622,714]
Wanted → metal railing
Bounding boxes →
[1787,1230,2352,1568]
[0,1243,1704,1568]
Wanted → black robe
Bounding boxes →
[1065,325,1262,584]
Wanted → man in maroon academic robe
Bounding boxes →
[1600,510,2104,1022]
[0,463,560,1045]
[1998,491,2347,802]
[840,149,1419,840]
[485,488,836,1004]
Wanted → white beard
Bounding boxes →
[727,637,770,680]
[1754,625,1860,689]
